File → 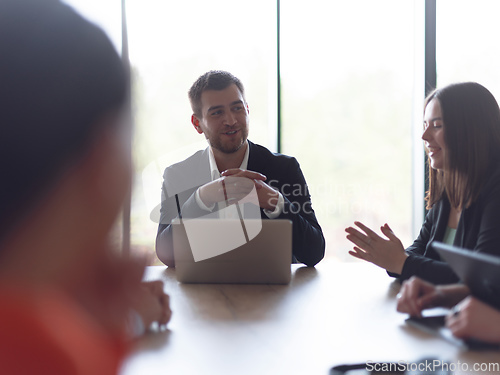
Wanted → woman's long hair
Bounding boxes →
[425,82,500,210]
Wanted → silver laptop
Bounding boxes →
[172,218,292,284]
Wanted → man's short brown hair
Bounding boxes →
[188,70,245,118]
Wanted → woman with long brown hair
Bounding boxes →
[346,82,500,284]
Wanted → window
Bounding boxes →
[126,0,277,261]
[61,0,500,264]
[281,0,415,260]
[62,0,121,51]
[436,0,500,99]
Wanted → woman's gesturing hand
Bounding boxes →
[345,221,408,274]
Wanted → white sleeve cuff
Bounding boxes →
[128,310,146,338]
[264,192,284,219]
[195,187,216,212]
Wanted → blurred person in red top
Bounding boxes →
[0,0,170,374]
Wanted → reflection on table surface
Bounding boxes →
[120,260,500,375]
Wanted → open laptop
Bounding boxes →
[172,218,292,284]
[405,242,500,349]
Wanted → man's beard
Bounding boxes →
[209,129,248,154]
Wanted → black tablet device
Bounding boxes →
[433,242,500,308]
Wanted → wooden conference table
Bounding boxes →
[121,260,500,375]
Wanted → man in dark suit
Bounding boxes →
[155,70,325,267]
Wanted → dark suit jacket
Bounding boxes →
[389,163,500,284]
[156,141,325,267]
